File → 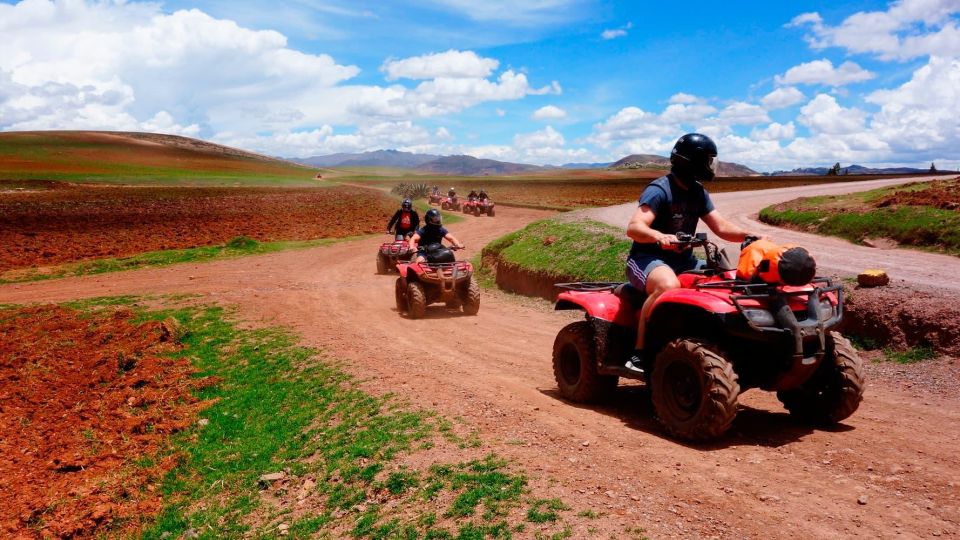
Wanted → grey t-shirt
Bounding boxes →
[630,174,715,256]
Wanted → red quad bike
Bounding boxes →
[478,197,495,217]
[376,233,414,274]
[552,232,865,441]
[395,245,480,318]
[441,195,461,211]
[462,196,481,216]
[428,193,442,205]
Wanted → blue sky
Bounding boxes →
[1,0,959,171]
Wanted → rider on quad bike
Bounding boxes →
[624,133,758,371]
[409,209,464,262]
[478,188,489,200]
[387,199,420,241]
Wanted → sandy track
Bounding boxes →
[581,175,960,292]
[2,203,959,538]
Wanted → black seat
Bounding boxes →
[614,283,647,309]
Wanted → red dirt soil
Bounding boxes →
[0,305,206,539]
[876,178,960,210]
[0,181,397,271]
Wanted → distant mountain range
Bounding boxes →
[293,149,440,168]
[768,164,942,176]
[610,154,759,176]
[292,149,761,176]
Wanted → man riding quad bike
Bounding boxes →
[462,194,481,215]
[429,185,442,205]
[386,198,419,241]
[395,209,480,318]
[477,189,495,216]
[551,133,864,441]
[441,188,460,211]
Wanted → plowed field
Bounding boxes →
[0,181,396,271]
[0,304,206,538]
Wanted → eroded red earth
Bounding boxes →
[0,304,207,538]
[0,181,396,271]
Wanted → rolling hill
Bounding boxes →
[610,154,758,176]
[0,131,314,184]
[294,149,440,168]
[415,155,543,176]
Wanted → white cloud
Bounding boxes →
[867,56,960,157]
[798,94,868,135]
[750,122,796,141]
[214,121,441,157]
[775,59,875,87]
[532,105,567,120]
[601,28,627,40]
[717,102,770,125]
[514,125,565,149]
[660,103,717,123]
[668,92,705,104]
[761,86,805,109]
[601,22,632,40]
[424,0,588,25]
[381,50,499,80]
[789,1,960,61]
[495,108,506,117]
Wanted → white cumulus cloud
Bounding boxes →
[775,59,875,87]
[761,86,805,109]
[532,105,567,120]
[381,50,499,80]
[798,94,868,135]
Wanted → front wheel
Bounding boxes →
[487,208,495,217]
[376,253,389,274]
[651,339,739,441]
[406,281,427,319]
[552,321,618,403]
[777,332,865,425]
[460,277,480,315]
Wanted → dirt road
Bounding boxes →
[581,175,960,292]
[2,203,958,538]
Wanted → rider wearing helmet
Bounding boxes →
[409,209,464,262]
[467,188,479,199]
[447,187,457,198]
[624,133,758,371]
[387,198,420,241]
[478,187,488,200]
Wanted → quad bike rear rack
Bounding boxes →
[707,277,844,367]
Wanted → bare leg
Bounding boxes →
[635,265,681,350]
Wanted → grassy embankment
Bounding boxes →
[23,297,581,539]
[479,218,630,285]
[759,179,960,255]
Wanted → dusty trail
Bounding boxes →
[582,175,960,292]
[2,202,959,538]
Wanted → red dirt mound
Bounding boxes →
[0,182,396,271]
[875,178,960,210]
[0,305,207,538]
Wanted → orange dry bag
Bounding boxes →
[736,239,816,286]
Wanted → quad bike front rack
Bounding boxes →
[420,261,472,295]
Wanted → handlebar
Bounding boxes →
[672,232,709,246]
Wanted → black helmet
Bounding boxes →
[401,198,412,210]
[670,133,718,182]
[425,208,442,225]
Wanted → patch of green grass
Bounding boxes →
[883,346,937,364]
[526,499,569,523]
[0,235,366,285]
[482,218,629,282]
[77,300,553,538]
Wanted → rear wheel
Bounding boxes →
[406,281,427,319]
[552,321,618,403]
[777,332,865,425]
[487,207,495,217]
[441,202,449,210]
[394,278,407,312]
[651,339,739,441]
[460,278,480,315]
[376,253,389,274]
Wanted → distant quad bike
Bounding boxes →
[376,234,414,274]
[428,192,442,205]
[462,196,481,216]
[441,195,460,211]
[552,232,864,441]
[395,244,480,318]
[478,197,495,217]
